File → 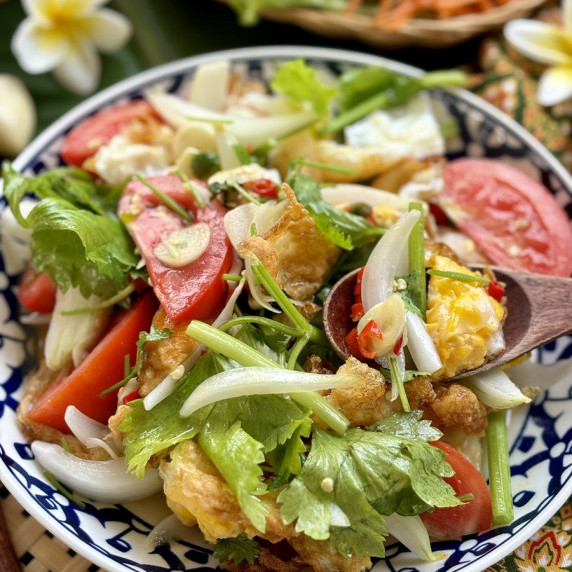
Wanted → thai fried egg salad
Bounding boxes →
[3,56,572,572]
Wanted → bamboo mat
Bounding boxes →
[0,485,102,572]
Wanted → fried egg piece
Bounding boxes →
[426,255,505,379]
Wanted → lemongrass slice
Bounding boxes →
[464,368,531,409]
[64,406,120,459]
[180,367,360,417]
[31,441,162,502]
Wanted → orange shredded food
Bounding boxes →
[345,0,519,30]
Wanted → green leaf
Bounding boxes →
[2,163,137,298]
[278,416,461,559]
[120,352,228,477]
[271,58,337,119]
[288,172,383,249]
[213,534,260,566]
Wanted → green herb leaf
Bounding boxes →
[270,58,337,120]
[213,534,260,566]
[278,415,461,558]
[288,172,383,250]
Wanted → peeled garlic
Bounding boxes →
[0,74,36,157]
[154,223,211,268]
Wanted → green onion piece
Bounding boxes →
[427,269,490,284]
[43,470,86,508]
[186,321,349,434]
[175,169,206,207]
[389,356,410,413]
[222,274,244,282]
[288,157,355,176]
[61,283,135,315]
[407,202,426,318]
[134,175,193,222]
[486,410,514,525]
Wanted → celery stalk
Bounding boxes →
[486,410,514,525]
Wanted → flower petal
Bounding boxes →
[11,19,67,73]
[84,8,132,52]
[504,19,572,66]
[537,65,572,106]
[52,39,101,95]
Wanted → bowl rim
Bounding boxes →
[2,44,572,572]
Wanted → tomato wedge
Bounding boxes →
[439,158,572,277]
[18,266,57,314]
[60,100,160,168]
[28,289,158,433]
[421,441,493,539]
[118,175,234,322]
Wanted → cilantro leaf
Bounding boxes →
[278,416,461,559]
[288,172,383,250]
[270,58,337,120]
[213,534,259,566]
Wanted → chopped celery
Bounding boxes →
[486,410,514,525]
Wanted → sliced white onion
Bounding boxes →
[180,367,360,417]
[384,513,437,562]
[216,130,242,171]
[64,406,120,459]
[405,313,442,374]
[463,368,531,409]
[361,209,420,311]
[31,441,162,503]
[189,59,230,111]
[321,184,423,212]
[147,91,317,148]
[146,513,193,549]
[143,278,247,411]
[45,287,111,370]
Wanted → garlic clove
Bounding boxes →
[154,222,211,268]
[0,74,36,157]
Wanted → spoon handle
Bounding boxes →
[501,270,572,364]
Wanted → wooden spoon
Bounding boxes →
[323,265,572,380]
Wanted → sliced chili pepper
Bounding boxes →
[393,334,404,355]
[487,280,505,302]
[344,327,362,360]
[357,320,383,360]
[123,390,140,404]
[242,178,279,199]
[350,301,365,321]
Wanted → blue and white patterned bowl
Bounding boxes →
[1,46,572,572]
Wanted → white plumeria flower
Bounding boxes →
[11,0,132,95]
[504,0,572,106]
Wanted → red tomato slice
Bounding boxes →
[439,158,572,277]
[18,267,57,314]
[60,100,160,168]
[28,289,158,433]
[118,175,234,322]
[421,441,493,539]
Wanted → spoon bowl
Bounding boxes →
[323,265,572,379]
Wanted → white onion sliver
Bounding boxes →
[405,313,442,374]
[384,513,437,562]
[464,368,531,409]
[361,209,420,312]
[144,278,248,411]
[64,406,120,459]
[31,441,162,503]
[146,514,193,549]
[321,184,421,212]
[180,367,360,417]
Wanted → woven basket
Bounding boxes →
[216,0,549,49]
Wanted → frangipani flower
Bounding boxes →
[11,0,132,95]
[504,0,572,106]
